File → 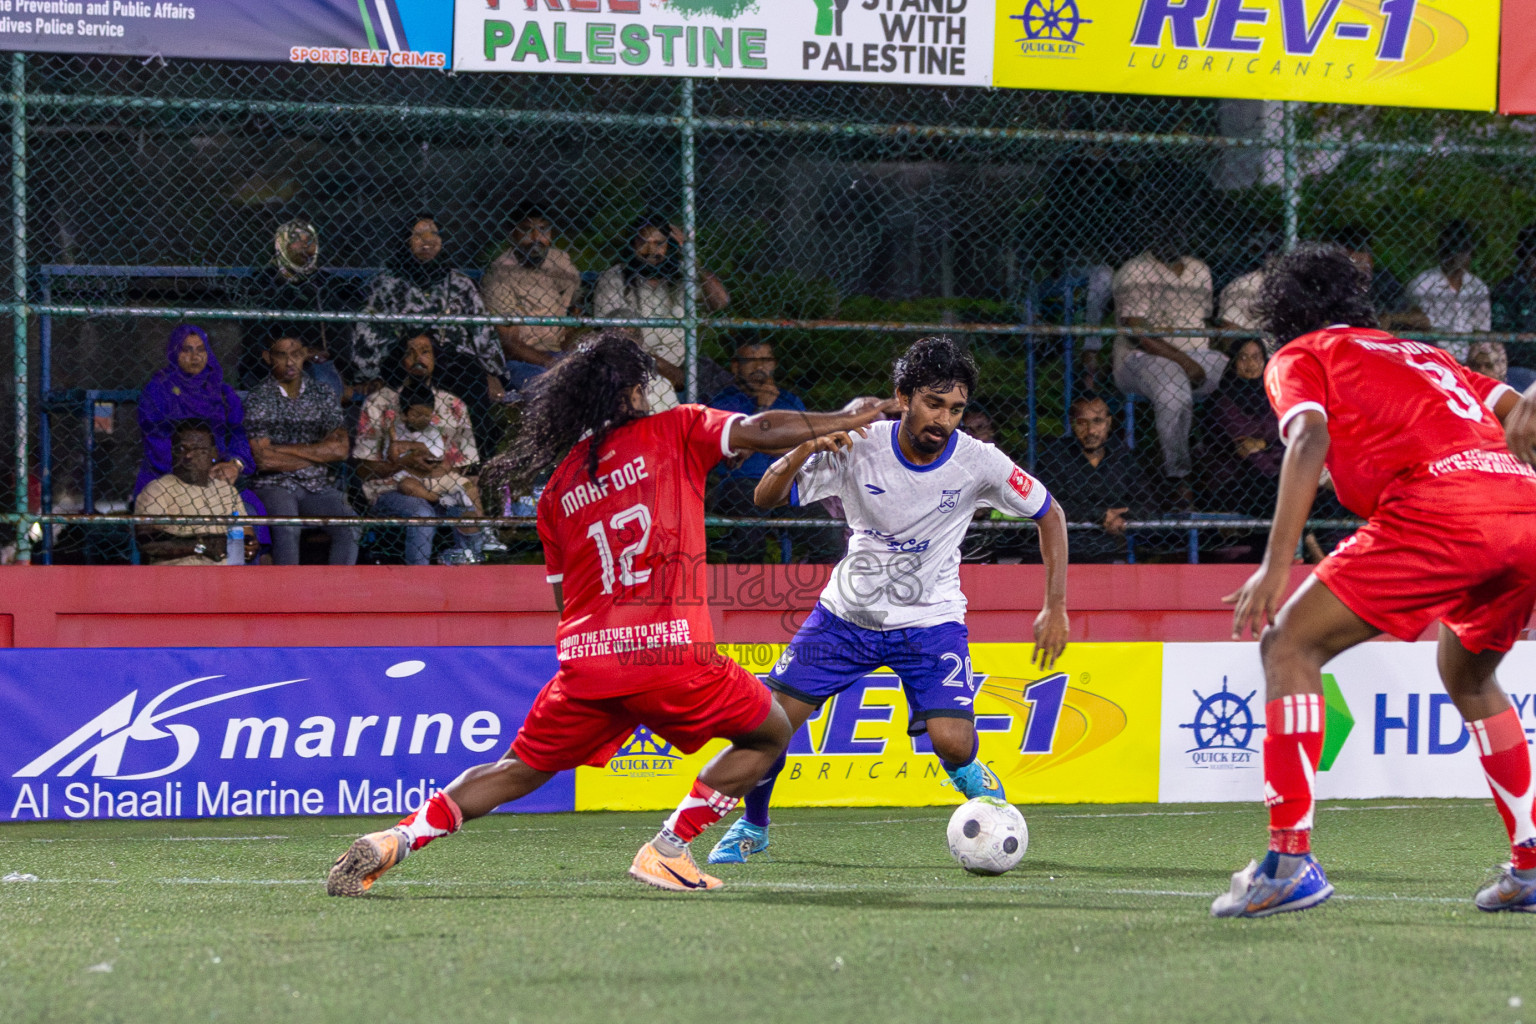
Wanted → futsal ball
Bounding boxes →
[946,796,1028,876]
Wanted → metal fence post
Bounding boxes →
[10,52,26,563]
[679,77,699,404]
[1281,101,1300,252]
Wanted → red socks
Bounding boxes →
[1264,695,1324,855]
[396,790,464,851]
[1470,708,1536,869]
[662,779,740,844]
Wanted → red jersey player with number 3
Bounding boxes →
[327,332,890,896]
[1212,243,1536,918]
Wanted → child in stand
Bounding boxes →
[389,376,485,520]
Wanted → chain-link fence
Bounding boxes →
[5,55,1534,566]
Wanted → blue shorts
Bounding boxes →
[767,604,974,735]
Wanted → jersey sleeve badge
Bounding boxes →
[1008,467,1034,500]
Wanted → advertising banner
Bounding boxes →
[0,647,570,823]
[453,0,993,87]
[1158,641,1536,803]
[994,0,1500,111]
[576,642,1163,811]
[0,0,449,68]
[1500,0,1536,114]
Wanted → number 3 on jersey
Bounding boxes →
[1406,357,1483,422]
[586,502,653,593]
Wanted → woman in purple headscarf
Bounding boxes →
[135,324,255,496]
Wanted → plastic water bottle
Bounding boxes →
[226,508,245,566]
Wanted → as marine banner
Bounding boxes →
[994,0,1500,112]
[0,647,571,822]
[0,0,449,67]
[453,0,994,87]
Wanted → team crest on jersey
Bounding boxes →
[1008,467,1034,500]
[937,489,962,514]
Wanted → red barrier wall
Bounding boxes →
[0,564,1322,648]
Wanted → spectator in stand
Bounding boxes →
[593,215,730,413]
[1331,224,1427,332]
[239,218,356,397]
[1112,232,1228,500]
[480,206,581,391]
[352,214,504,399]
[134,420,260,566]
[1217,233,1280,341]
[708,337,807,562]
[1467,340,1536,396]
[1200,338,1281,516]
[136,324,253,498]
[353,329,484,566]
[1035,396,1151,563]
[1408,219,1490,362]
[1491,223,1536,372]
[244,332,359,565]
[959,406,998,445]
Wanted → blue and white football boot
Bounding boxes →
[706,818,770,865]
[1210,852,1334,918]
[946,761,1006,801]
[1475,863,1536,912]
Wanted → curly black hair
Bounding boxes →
[892,336,978,399]
[1255,242,1377,345]
[479,331,655,509]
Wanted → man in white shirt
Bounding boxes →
[592,216,730,412]
[1408,219,1490,363]
[705,337,1071,865]
[1112,246,1229,491]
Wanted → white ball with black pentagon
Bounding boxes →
[946,796,1028,875]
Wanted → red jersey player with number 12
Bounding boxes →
[1214,243,1536,918]
[327,332,890,896]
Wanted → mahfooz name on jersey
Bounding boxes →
[560,455,650,516]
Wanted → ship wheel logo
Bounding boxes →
[1011,0,1092,44]
[1181,678,1264,752]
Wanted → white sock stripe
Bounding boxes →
[1284,696,1295,735]
[1471,720,1493,757]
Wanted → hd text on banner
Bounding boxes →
[994,0,1499,111]
[574,642,1163,811]
[1158,641,1536,803]
[0,647,570,823]
[454,0,993,86]
[0,0,448,67]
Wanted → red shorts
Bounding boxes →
[1316,505,1536,653]
[509,654,773,774]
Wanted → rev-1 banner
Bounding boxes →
[0,646,567,822]
[0,0,449,68]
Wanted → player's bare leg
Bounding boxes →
[1436,625,1536,910]
[709,692,816,864]
[327,756,554,897]
[926,716,1006,799]
[1212,576,1377,917]
[631,701,793,891]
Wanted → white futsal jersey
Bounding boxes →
[791,419,1053,631]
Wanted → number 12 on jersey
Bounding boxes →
[585,502,653,593]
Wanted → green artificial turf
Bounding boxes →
[1,801,1533,1024]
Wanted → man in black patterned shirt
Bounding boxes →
[245,333,359,565]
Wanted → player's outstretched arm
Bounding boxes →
[1224,410,1329,640]
[753,430,864,509]
[728,397,894,456]
[1032,498,1070,670]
